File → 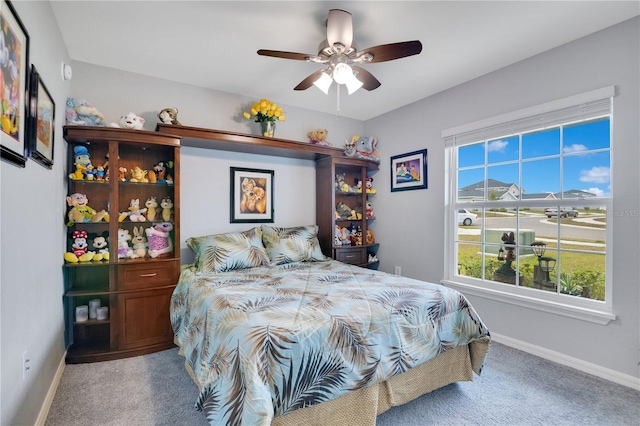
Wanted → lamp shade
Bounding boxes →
[531,241,546,258]
[539,256,556,272]
[313,72,333,94]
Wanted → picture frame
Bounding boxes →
[230,167,274,223]
[390,149,428,192]
[0,0,29,168]
[27,65,55,169]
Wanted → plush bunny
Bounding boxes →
[117,228,134,259]
[131,226,147,259]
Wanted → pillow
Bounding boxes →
[261,224,327,265]
[186,227,269,273]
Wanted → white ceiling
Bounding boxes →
[50,1,639,121]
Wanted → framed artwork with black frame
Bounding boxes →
[230,167,274,223]
[390,149,428,192]
[0,0,30,168]
[27,65,55,169]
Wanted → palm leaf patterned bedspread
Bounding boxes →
[171,259,490,425]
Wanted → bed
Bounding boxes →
[171,225,490,425]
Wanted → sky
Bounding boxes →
[457,117,610,198]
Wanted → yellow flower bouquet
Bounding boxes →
[243,99,286,137]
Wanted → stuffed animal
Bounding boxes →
[307,128,332,146]
[335,202,353,219]
[66,193,107,226]
[146,222,173,258]
[117,228,134,259]
[90,233,109,261]
[366,176,376,194]
[352,135,380,163]
[335,173,351,193]
[151,161,173,184]
[127,199,147,222]
[129,166,149,183]
[63,230,95,263]
[365,201,375,219]
[65,98,106,126]
[160,196,173,221]
[158,107,182,125]
[343,138,356,157]
[131,226,147,259]
[68,145,93,180]
[145,197,158,221]
[109,112,145,130]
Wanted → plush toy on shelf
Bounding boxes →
[90,233,109,261]
[109,112,145,130]
[63,230,95,263]
[129,166,149,183]
[365,176,376,194]
[365,201,375,219]
[161,196,173,221]
[131,226,147,259]
[65,98,106,127]
[66,193,107,227]
[335,202,353,220]
[68,145,93,180]
[158,107,182,126]
[353,135,380,163]
[145,197,158,221]
[146,222,173,258]
[343,138,357,158]
[307,128,332,146]
[117,228,134,259]
[127,199,147,222]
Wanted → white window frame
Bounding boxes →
[442,87,616,325]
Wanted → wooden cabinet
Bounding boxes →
[316,156,379,268]
[63,126,180,363]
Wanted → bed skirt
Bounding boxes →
[271,337,490,426]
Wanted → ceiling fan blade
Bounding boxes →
[327,9,353,51]
[294,69,326,91]
[257,49,312,61]
[351,66,381,91]
[360,40,423,63]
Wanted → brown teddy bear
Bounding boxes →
[307,128,332,146]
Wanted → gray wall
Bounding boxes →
[1,2,71,424]
[1,5,637,425]
[367,17,639,379]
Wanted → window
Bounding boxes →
[443,87,615,324]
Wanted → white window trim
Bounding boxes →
[442,87,616,325]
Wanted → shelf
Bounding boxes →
[65,284,176,297]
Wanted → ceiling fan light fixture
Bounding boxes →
[332,62,353,85]
[313,71,333,94]
[345,73,363,94]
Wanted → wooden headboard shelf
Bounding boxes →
[155,123,370,164]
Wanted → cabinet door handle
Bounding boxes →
[139,273,157,278]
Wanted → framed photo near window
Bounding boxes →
[230,167,274,223]
[0,0,30,168]
[390,149,428,192]
[27,65,55,169]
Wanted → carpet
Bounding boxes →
[45,342,639,426]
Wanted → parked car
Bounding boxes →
[458,208,478,226]
[545,208,579,218]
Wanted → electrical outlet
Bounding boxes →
[395,266,401,276]
[22,351,31,381]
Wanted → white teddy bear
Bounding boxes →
[109,112,145,130]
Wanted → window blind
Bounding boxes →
[443,86,615,148]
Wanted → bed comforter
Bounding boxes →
[171,259,490,425]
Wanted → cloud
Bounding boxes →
[563,144,588,153]
[584,187,605,197]
[488,140,508,152]
[580,166,610,184]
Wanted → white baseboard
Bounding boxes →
[35,351,66,426]
[491,333,640,391]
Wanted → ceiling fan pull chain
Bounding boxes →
[336,84,341,117]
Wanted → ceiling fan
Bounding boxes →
[257,9,422,95]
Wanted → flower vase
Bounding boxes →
[260,120,276,138]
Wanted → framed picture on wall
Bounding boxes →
[390,149,428,192]
[0,0,30,168]
[27,65,55,169]
[230,167,274,223]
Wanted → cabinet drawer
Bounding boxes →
[118,260,179,291]
[334,248,365,265]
